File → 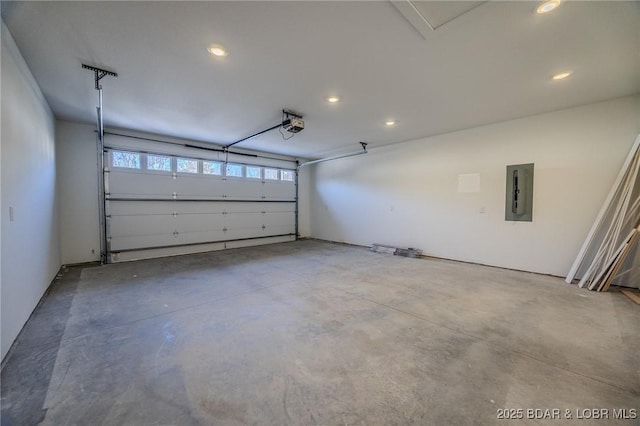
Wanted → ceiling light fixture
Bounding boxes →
[385,120,396,127]
[326,96,340,103]
[207,44,228,57]
[552,71,572,80]
[536,0,561,14]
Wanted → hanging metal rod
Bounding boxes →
[82,63,117,265]
[101,131,293,163]
[298,142,368,169]
[223,109,303,149]
[224,123,282,149]
[82,64,118,90]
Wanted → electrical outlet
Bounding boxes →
[480,206,486,214]
[9,206,14,221]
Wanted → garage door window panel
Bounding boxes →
[246,166,262,179]
[264,168,279,181]
[112,151,141,169]
[225,163,244,178]
[281,170,295,182]
[177,158,199,174]
[203,161,223,176]
[147,154,172,172]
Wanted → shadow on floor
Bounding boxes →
[1,266,85,426]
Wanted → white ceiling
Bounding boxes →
[2,1,639,158]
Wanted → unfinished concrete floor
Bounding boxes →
[1,240,638,425]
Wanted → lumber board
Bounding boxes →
[601,151,640,266]
[580,223,633,289]
[587,228,634,290]
[579,150,640,288]
[588,237,628,290]
[601,226,640,292]
[567,134,640,283]
[620,290,640,305]
[578,162,635,287]
[621,195,640,229]
[607,152,640,259]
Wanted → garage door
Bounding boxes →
[103,134,297,262]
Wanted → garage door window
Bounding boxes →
[264,168,279,180]
[112,151,141,169]
[226,163,243,178]
[147,154,171,172]
[246,166,262,179]
[203,161,222,176]
[177,158,198,174]
[281,170,295,182]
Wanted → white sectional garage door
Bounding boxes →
[103,134,297,262]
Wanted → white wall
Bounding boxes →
[56,121,101,264]
[297,166,311,238]
[1,22,60,360]
[310,95,640,277]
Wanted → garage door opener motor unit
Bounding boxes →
[282,114,304,133]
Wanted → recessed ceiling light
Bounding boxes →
[207,44,228,57]
[385,120,396,127]
[326,96,340,103]
[552,71,572,80]
[536,0,561,14]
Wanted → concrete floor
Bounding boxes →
[1,240,638,425]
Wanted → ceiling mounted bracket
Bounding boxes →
[283,109,303,119]
[82,64,118,90]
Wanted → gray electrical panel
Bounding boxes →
[505,163,534,222]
